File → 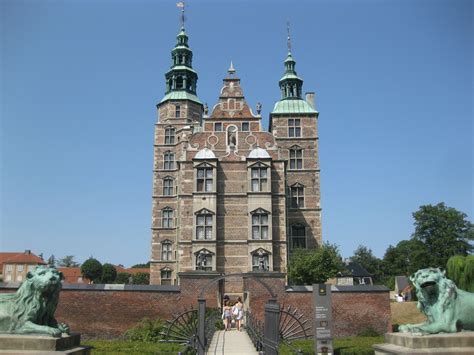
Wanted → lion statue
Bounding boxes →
[0,265,70,337]
[399,267,474,334]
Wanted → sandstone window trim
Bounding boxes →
[195,209,214,240]
[161,240,173,261]
[251,166,268,192]
[163,176,174,196]
[290,223,307,249]
[227,124,238,148]
[164,127,176,145]
[250,248,272,272]
[196,166,213,192]
[290,183,305,208]
[160,267,173,285]
[288,118,301,137]
[289,146,303,170]
[250,208,270,240]
[162,207,174,228]
[163,151,175,170]
[195,248,214,271]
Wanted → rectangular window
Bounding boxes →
[291,225,306,249]
[196,214,213,240]
[164,128,175,145]
[175,105,181,118]
[163,178,173,196]
[289,149,303,169]
[6,265,13,272]
[242,122,249,131]
[162,209,173,228]
[196,167,213,192]
[161,270,172,285]
[252,213,269,239]
[290,185,304,208]
[17,265,24,272]
[164,152,175,170]
[161,243,172,261]
[288,119,301,137]
[214,122,223,131]
[251,167,268,192]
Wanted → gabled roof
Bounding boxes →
[342,262,372,277]
[0,251,46,270]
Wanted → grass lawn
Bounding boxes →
[83,340,188,354]
[279,336,384,355]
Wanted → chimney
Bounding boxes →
[25,249,31,254]
[305,92,316,109]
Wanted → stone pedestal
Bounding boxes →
[0,333,91,354]
[373,332,474,354]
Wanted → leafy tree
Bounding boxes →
[57,255,80,267]
[80,258,103,284]
[382,239,428,276]
[131,262,151,268]
[101,263,117,283]
[288,242,343,285]
[349,245,384,283]
[411,203,473,268]
[446,255,474,292]
[132,272,150,285]
[47,255,56,267]
[115,272,131,284]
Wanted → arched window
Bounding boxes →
[227,125,237,148]
[161,240,172,260]
[251,209,269,240]
[291,224,306,249]
[289,146,303,170]
[290,183,304,208]
[251,249,270,271]
[195,249,213,271]
[196,210,213,240]
[163,151,175,170]
[162,208,173,228]
[165,127,175,145]
[163,177,174,196]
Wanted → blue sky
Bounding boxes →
[1,0,472,267]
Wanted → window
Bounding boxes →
[196,167,213,192]
[165,127,175,145]
[6,265,12,272]
[162,208,173,228]
[214,122,223,131]
[289,147,303,169]
[161,241,172,261]
[16,275,23,282]
[161,269,172,285]
[290,184,304,208]
[196,212,213,240]
[251,167,268,192]
[242,122,249,131]
[175,104,181,118]
[288,119,301,137]
[252,250,269,271]
[163,177,174,196]
[291,224,306,249]
[17,265,24,272]
[163,151,175,170]
[196,250,213,271]
[252,212,269,239]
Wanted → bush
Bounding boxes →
[357,327,381,337]
[131,272,150,285]
[101,263,117,283]
[123,318,165,342]
[80,258,102,283]
[115,272,131,284]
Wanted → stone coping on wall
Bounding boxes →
[286,284,390,293]
[0,282,180,292]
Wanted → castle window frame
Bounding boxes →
[290,183,305,208]
[289,146,303,170]
[251,165,268,192]
[196,166,213,192]
[242,122,250,131]
[162,207,174,228]
[251,249,270,271]
[163,151,175,170]
[175,104,181,118]
[195,249,214,271]
[160,268,172,285]
[161,240,173,261]
[214,122,223,131]
[164,127,175,145]
[290,224,307,249]
[163,177,174,196]
[196,209,213,240]
[250,208,269,240]
[288,118,301,137]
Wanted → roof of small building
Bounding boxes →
[271,98,317,114]
[159,91,202,105]
[341,261,372,277]
[248,147,271,159]
[0,251,46,271]
[195,147,216,159]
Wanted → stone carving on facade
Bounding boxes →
[0,266,70,337]
[399,267,474,334]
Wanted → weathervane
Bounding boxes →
[177,1,186,28]
[287,20,292,52]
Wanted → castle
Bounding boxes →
[150,23,322,288]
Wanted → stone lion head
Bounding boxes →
[410,267,447,299]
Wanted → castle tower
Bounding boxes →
[150,24,204,285]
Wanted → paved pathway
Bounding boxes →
[207,330,259,355]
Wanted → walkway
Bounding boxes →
[207,330,259,355]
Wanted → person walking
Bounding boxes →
[222,300,232,331]
[232,297,244,331]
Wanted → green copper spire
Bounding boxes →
[279,51,303,100]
